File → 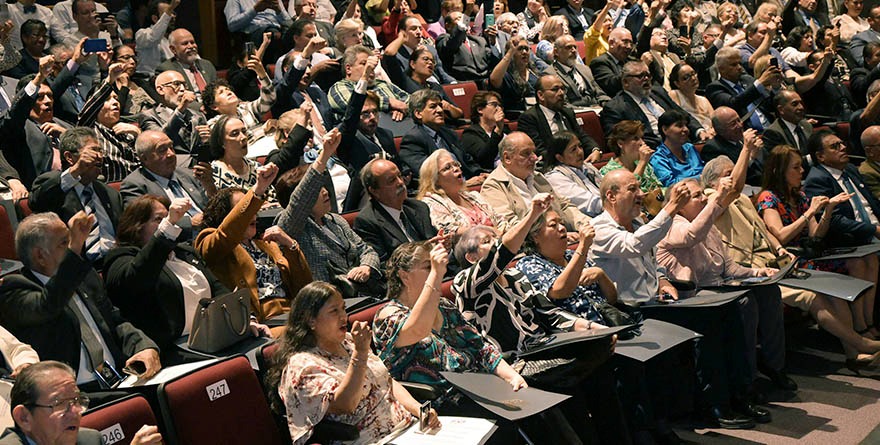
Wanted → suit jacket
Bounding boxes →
[762,118,813,159]
[850,28,880,66]
[803,163,880,246]
[353,198,437,264]
[119,166,210,210]
[0,251,158,373]
[435,26,495,81]
[154,57,218,94]
[398,124,481,180]
[480,166,589,231]
[460,123,503,171]
[848,65,880,110]
[103,235,229,358]
[860,159,880,200]
[599,88,703,148]
[0,427,101,445]
[589,52,626,98]
[30,172,124,229]
[2,49,38,79]
[194,189,312,322]
[139,104,207,159]
[544,62,611,107]
[554,4,594,40]
[705,75,771,124]
[517,105,598,159]
[700,136,763,186]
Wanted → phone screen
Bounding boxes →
[419,401,431,432]
[83,38,108,53]
[0,4,9,22]
[485,13,495,27]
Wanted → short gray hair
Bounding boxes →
[408,88,442,119]
[134,130,166,160]
[701,155,735,189]
[16,213,63,269]
[342,44,371,69]
[10,361,76,416]
[497,12,518,25]
[715,47,740,68]
[454,225,497,266]
[360,158,380,191]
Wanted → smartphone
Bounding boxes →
[485,13,495,27]
[0,4,9,22]
[418,401,432,433]
[97,12,112,21]
[122,361,147,377]
[244,41,256,57]
[196,142,213,165]
[679,25,688,37]
[83,38,108,53]
[769,57,779,68]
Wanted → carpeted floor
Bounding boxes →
[671,318,880,445]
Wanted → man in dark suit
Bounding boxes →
[849,5,880,66]
[154,29,217,101]
[849,42,880,110]
[804,129,880,246]
[702,106,765,185]
[599,61,707,148]
[553,0,594,40]
[544,35,610,108]
[272,36,335,127]
[353,158,437,264]
[762,90,814,162]
[0,211,161,392]
[589,27,633,98]
[121,131,213,225]
[518,74,601,161]
[705,47,781,132]
[435,11,497,81]
[398,88,484,183]
[30,127,124,265]
[3,19,45,79]
[139,70,207,167]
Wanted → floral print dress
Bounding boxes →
[755,189,847,273]
[516,251,609,324]
[372,298,503,386]
[278,335,412,445]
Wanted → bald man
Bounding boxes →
[702,106,765,186]
[138,70,207,167]
[859,125,880,199]
[589,27,634,97]
[155,29,217,98]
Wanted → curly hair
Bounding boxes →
[265,282,341,414]
[201,187,247,229]
[385,242,431,299]
[605,120,644,157]
[202,78,233,118]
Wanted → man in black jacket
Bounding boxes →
[553,0,594,39]
[702,107,765,186]
[589,27,633,97]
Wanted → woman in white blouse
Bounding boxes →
[781,26,815,70]
[669,63,715,134]
[832,0,869,44]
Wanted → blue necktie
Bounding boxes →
[733,82,764,132]
[169,179,200,216]
[842,172,873,224]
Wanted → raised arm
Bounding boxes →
[387,242,448,347]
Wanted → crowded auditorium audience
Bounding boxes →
[1,0,880,443]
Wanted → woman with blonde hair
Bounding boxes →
[417,149,501,234]
[536,16,568,63]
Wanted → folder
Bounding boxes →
[441,372,571,421]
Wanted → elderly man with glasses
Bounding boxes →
[1,361,162,445]
[139,70,208,168]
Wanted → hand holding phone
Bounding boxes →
[83,38,108,54]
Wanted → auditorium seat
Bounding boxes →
[394,136,402,153]
[81,394,158,445]
[575,111,605,150]
[442,82,479,121]
[348,303,386,324]
[440,279,454,301]
[575,40,586,60]
[108,182,122,191]
[157,355,285,445]
[0,204,16,259]
[16,199,30,218]
[341,211,358,227]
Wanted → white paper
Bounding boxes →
[117,359,218,388]
[390,417,496,445]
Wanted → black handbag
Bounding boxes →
[327,261,386,298]
[596,301,643,340]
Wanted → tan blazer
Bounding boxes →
[479,166,590,231]
[707,190,780,268]
[859,160,880,201]
[195,189,312,322]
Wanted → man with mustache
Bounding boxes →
[139,69,208,168]
[155,29,217,101]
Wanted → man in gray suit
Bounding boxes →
[154,29,217,100]
[0,361,162,445]
[851,5,880,66]
[121,131,215,226]
[544,35,611,108]
[139,70,208,167]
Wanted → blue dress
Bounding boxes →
[650,142,705,187]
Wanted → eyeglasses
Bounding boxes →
[626,72,652,80]
[360,109,378,118]
[159,80,187,89]
[116,54,137,62]
[485,101,501,107]
[680,72,697,80]
[827,141,847,151]
[28,395,90,414]
[440,161,461,173]
[516,46,530,52]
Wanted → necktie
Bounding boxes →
[0,81,10,114]
[68,294,105,372]
[190,64,207,92]
[399,212,416,241]
[640,97,661,118]
[553,112,568,131]
[169,179,200,215]
[794,125,807,154]
[22,5,36,13]
[733,82,764,132]
[81,187,113,260]
[842,172,873,224]
[69,83,86,112]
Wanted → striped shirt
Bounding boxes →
[96,123,139,183]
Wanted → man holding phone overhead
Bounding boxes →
[62,0,118,98]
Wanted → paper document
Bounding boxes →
[643,289,749,308]
[442,372,570,421]
[118,359,218,388]
[390,417,496,445]
[813,243,880,261]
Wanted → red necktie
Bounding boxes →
[190,65,207,92]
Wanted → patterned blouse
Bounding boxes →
[373,298,503,387]
[421,191,500,235]
[241,240,286,300]
[600,157,664,193]
[755,189,847,273]
[211,158,276,202]
[278,335,412,445]
[516,251,608,324]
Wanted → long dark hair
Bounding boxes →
[265,282,341,414]
[761,145,801,205]
[545,131,579,171]
[208,115,237,161]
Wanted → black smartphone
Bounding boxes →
[196,142,212,165]
[97,12,112,21]
[244,41,256,57]
[122,360,147,377]
[679,25,688,37]
[769,57,779,68]
[83,38,108,53]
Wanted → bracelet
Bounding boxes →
[572,251,584,258]
[424,283,441,294]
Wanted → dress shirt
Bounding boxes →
[782,119,806,153]
[60,170,116,258]
[50,0,109,47]
[157,219,210,335]
[539,104,567,133]
[825,165,880,225]
[9,2,55,51]
[624,90,663,134]
[32,270,116,385]
[224,0,292,34]
[134,12,174,75]
[589,209,674,303]
[144,167,203,213]
[378,202,413,241]
[555,62,588,94]
[503,166,539,207]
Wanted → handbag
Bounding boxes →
[596,301,643,340]
[187,289,251,354]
